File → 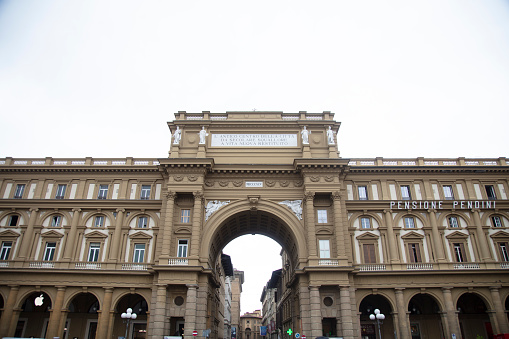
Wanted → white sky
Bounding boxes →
[1,0,508,313]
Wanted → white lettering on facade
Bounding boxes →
[246,181,263,187]
[211,134,298,147]
[389,200,496,210]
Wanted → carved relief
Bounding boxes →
[219,181,229,187]
[294,180,303,187]
[205,200,230,221]
[233,180,243,187]
[174,175,184,182]
[310,176,320,182]
[279,200,303,220]
[188,175,198,182]
[205,180,214,187]
[324,175,334,182]
[266,180,276,187]
[280,180,289,187]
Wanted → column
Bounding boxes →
[190,191,204,258]
[309,286,322,338]
[151,285,168,337]
[108,209,125,261]
[442,288,461,338]
[96,288,113,339]
[428,210,446,262]
[304,192,317,258]
[472,209,493,261]
[383,210,400,263]
[395,289,410,339]
[0,285,19,338]
[63,208,81,260]
[46,286,66,339]
[332,192,347,262]
[160,191,177,263]
[490,287,509,334]
[18,208,38,259]
[339,286,354,339]
[299,284,311,336]
[185,285,199,339]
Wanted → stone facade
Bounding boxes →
[0,111,508,339]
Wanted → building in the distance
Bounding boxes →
[0,111,508,339]
[240,310,262,339]
[230,270,244,339]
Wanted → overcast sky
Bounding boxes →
[1,0,508,313]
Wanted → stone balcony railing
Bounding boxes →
[348,157,507,167]
[0,157,160,167]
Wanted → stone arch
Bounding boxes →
[437,211,472,228]
[125,210,160,228]
[456,290,493,311]
[16,289,52,309]
[456,291,494,338]
[40,210,72,227]
[356,290,396,313]
[111,292,150,339]
[201,198,307,269]
[393,211,428,228]
[348,211,384,229]
[407,290,445,312]
[358,293,395,339]
[481,210,509,227]
[112,291,151,313]
[82,210,115,228]
[64,289,101,310]
[0,210,28,227]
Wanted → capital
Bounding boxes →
[165,191,177,200]
[332,191,341,201]
[304,191,315,201]
[193,191,204,200]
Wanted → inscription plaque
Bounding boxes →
[211,134,298,147]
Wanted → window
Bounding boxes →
[177,240,188,257]
[363,244,376,263]
[140,185,151,200]
[8,215,19,227]
[358,186,368,200]
[138,216,148,228]
[361,217,371,229]
[318,239,330,258]
[87,243,100,262]
[400,185,411,200]
[94,216,105,227]
[0,241,12,260]
[51,215,62,227]
[453,243,466,262]
[492,216,503,228]
[55,184,66,199]
[408,243,422,263]
[180,209,191,223]
[448,216,459,228]
[97,185,108,199]
[43,242,56,261]
[133,244,145,263]
[498,242,509,262]
[317,210,328,223]
[14,184,25,199]
[404,217,415,229]
[443,185,454,200]
[486,185,497,200]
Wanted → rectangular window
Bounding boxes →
[181,209,191,223]
[486,185,497,200]
[14,184,25,199]
[97,185,108,199]
[492,216,503,228]
[133,244,145,263]
[0,241,12,260]
[401,185,411,200]
[361,217,371,229]
[55,184,67,199]
[8,215,19,227]
[318,239,330,258]
[88,243,100,262]
[448,216,459,228]
[51,215,62,227]
[408,243,422,263]
[43,242,56,261]
[177,239,188,257]
[404,217,415,228]
[317,210,328,223]
[453,243,466,262]
[363,244,376,263]
[94,216,105,227]
[443,185,454,200]
[138,216,148,228]
[358,186,368,200]
[499,242,509,262]
[140,185,151,200]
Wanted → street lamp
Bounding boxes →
[121,307,137,339]
[369,308,385,339]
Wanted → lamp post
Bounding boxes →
[369,308,385,339]
[121,307,137,339]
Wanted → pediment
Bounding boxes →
[356,232,379,240]
[0,230,21,238]
[40,230,64,238]
[84,231,108,239]
[316,228,333,235]
[445,231,469,240]
[130,231,152,239]
[401,231,424,240]
[490,231,509,239]
[174,227,192,235]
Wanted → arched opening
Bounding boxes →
[457,293,493,339]
[359,294,394,339]
[67,292,100,339]
[113,293,149,339]
[408,293,444,339]
[0,294,4,324]
[16,292,52,338]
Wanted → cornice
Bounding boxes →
[348,166,509,174]
[0,199,163,210]
[0,167,160,173]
